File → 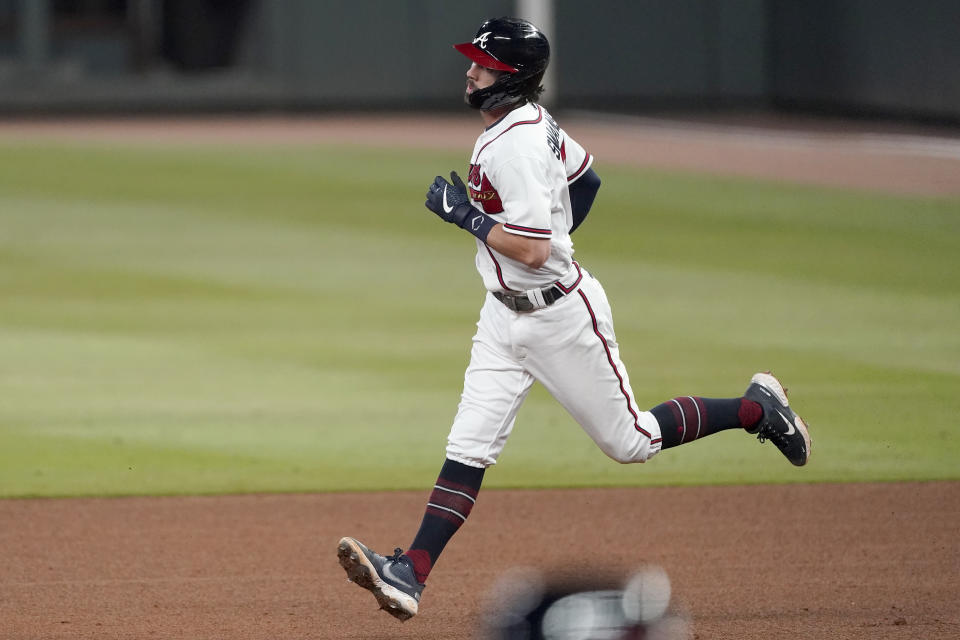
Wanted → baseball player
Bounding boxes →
[338,17,810,622]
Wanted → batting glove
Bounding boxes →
[425,172,474,225]
[425,172,498,242]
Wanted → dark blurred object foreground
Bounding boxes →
[482,565,691,640]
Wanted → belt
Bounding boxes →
[493,284,568,313]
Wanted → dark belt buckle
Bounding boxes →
[496,289,560,313]
[494,292,516,312]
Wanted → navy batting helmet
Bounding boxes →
[453,17,550,111]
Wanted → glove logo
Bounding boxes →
[442,186,455,214]
[473,32,492,49]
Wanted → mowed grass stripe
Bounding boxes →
[0,142,957,496]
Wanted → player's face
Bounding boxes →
[465,62,502,97]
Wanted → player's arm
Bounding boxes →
[425,171,550,269]
[485,225,550,268]
[568,167,600,233]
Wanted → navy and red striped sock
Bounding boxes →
[405,458,484,584]
[650,396,763,449]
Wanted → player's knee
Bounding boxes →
[597,424,662,464]
[603,446,649,465]
[605,450,636,464]
[595,436,646,464]
[581,411,662,464]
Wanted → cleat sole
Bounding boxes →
[750,372,789,407]
[337,537,418,622]
[793,415,812,466]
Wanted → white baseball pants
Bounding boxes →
[446,269,663,468]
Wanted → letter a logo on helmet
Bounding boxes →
[453,17,550,111]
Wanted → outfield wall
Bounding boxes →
[0,0,958,121]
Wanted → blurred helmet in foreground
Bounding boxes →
[483,565,691,640]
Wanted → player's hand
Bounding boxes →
[425,172,475,227]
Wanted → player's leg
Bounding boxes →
[443,294,537,469]
[405,296,535,583]
[648,371,810,465]
[339,296,534,620]
[526,272,809,466]
[649,396,760,449]
[521,272,662,463]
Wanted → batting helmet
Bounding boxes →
[453,17,550,111]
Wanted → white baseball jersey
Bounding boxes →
[446,104,663,470]
[465,103,592,292]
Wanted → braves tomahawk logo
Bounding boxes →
[467,163,504,213]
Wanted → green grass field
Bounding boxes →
[1,140,958,497]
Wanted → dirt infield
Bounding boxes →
[2,112,959,196]
[2,483,958,639]
[2,114,959,639]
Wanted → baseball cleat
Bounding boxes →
[337,537,424,621]
[744,372,811,466]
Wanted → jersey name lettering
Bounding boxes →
[545,113,563,161]
[467,163,504,213]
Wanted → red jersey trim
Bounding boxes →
[484,245,516,292]
[475,105,544,161]
[503,223,551,236]
[555,261,583,294]
[567,153,592,182]
[577,289,660,444]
